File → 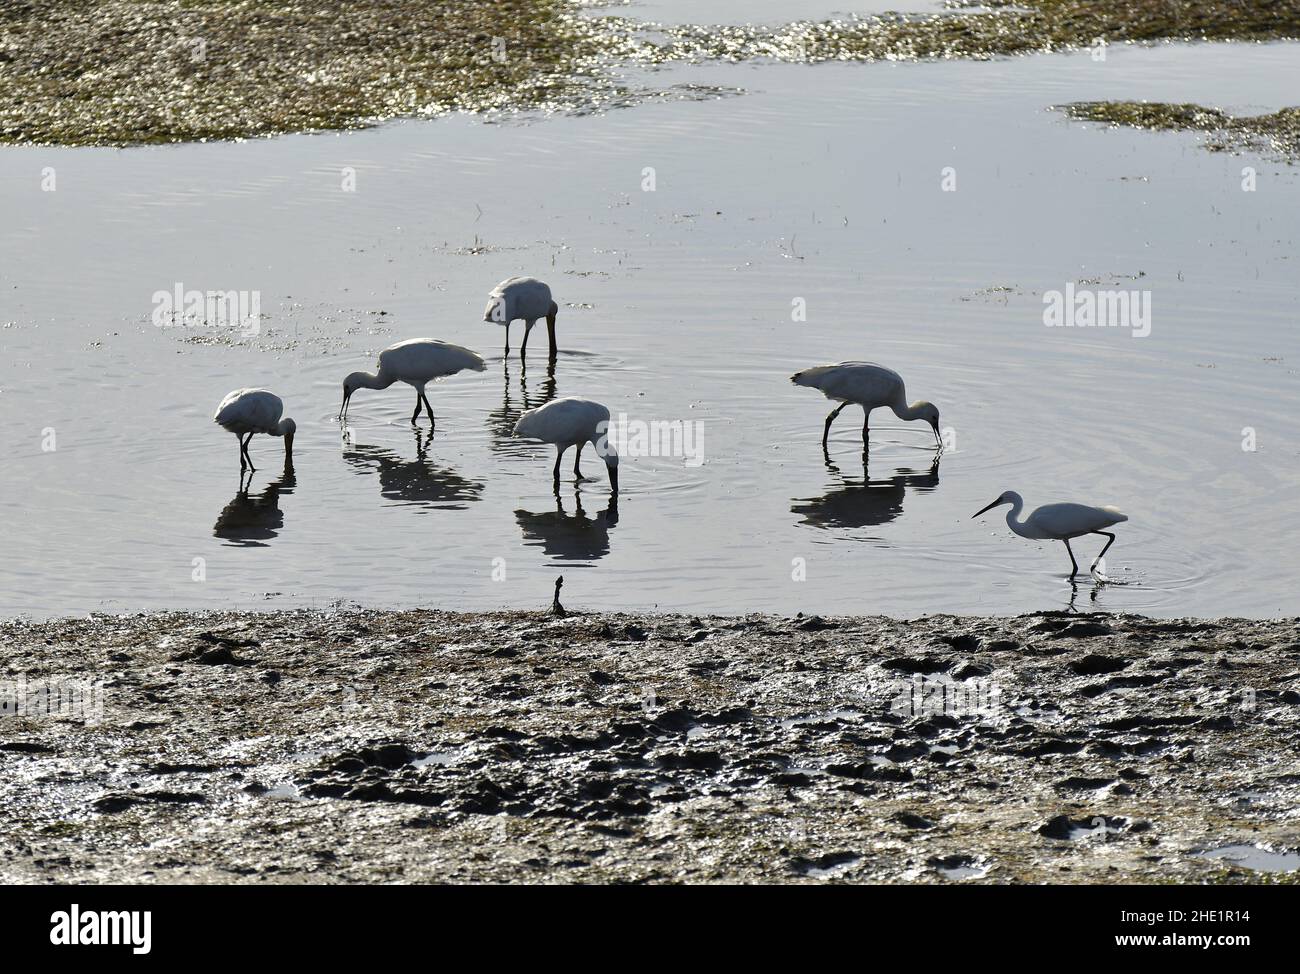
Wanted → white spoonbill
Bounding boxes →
[514,397,619,493]
[213,388,295,472]
[484,277,558,360]
[341,339,485,426]
[972,491,1128,579]
[791,362,941,453]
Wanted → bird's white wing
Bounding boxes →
[214,389,283,431]
[487,277,552,323]
[427,341,486,375]
[382,339,485,378]
[515,397,608,442]
[1031,503,1127,538]
[214,387,254,422]
[791,362,903,404]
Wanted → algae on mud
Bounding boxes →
[1058,101,1300,162]
[0,0,632,146]
[3,0,1300,146]
[642,0,1300,65]
[2,608,1298,883]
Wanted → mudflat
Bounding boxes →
[2,608,1297,883]
[4,0,1298,146]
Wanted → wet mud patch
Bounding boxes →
[791,851,861,878]
[1193,844,1300,874]
[628,1,1300,65]
[3,1,1298,145]
[1058,102,1300,163]
[299,703,795,820]
[927,853,989,880]
[0,0,698,146]
[1,608,1298,882]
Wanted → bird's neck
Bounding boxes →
[1004,497,1033,538]
[892,399,926,422]
[359,371,394,391]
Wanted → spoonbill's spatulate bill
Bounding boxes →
[972,490,1128,579]
[484,277,558,360]
[791,362,941,453]
[514,397,619,493]
[340,338,486,426]
[213,388,295,473]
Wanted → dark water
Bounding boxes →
[1,39,1297,619]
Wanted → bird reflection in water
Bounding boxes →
[516,489,619,561]
[792,456,940,530]
[343,428,483,511]
[213,464,297,546]
[487,356,557,452]
[1065,578,1104,613]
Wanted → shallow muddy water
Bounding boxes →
[1,36,1298,619]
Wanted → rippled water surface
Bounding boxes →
[2,34,1297,619]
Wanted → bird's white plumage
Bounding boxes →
[791,362,907,408]
[514,397,619,490]
[341,339,485,425]
[973,490,1128,578]
[374,338,486,384]
[792,360,940,449]
[514,397,610,447]
[214,388,288,435]
[484,277,554,325]
[1014,501,1128,540]
[214,388,295,471]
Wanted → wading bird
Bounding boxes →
[791,362,941,454]
[971,491,1128,579]
[484,277,558,360]
[213,388,295,473]
[513,397,619,493]
[340,339,485,426]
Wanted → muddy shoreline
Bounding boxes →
[3,1,1299,146]
[1059,101,1300,163]
[2,608,1297,883]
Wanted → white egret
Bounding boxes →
[514,397,619,493]
[213,389,295,472]
[791,362,941,453]
[484,277,558,360]
[340,339,485,426]
[972,491,1128,579]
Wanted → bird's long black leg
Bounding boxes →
[243,433,257,473]
[238,434,247,471]
[521,321,533,360]
[822,402,848,451]
[421,391,436,428]
[553,446,564,486]
[862,406,871,452]
[1064,539,1079,579]
[1091,532,1116,573]
[410,392,422,426]
[504,322,510,358]
[573,441,584,479]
